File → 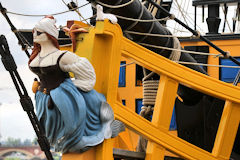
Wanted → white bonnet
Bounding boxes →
[34,16,59,39]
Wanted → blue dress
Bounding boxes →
[30,52,123,153]
[35,79,113,153]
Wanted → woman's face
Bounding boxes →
[33,29,48,43]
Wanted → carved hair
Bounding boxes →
[28,16,59,64]
[28,33,59,64]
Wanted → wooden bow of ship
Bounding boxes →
[60,20,240,160]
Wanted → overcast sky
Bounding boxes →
[0,0,92,141]
[0,0,239,141]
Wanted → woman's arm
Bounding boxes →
[59,51,96,92]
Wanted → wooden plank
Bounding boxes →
[113,148,145,159]
[114,102,219,160]
[122,37,240,104]
[113,148,184,160]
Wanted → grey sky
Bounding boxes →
[0,0,239,141]
[0,0,92,141]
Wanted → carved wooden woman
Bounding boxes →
[29,16,124,153]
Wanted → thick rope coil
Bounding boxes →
[169,36,181,61]
[137,33,182,152]
[141,37,181,108]
[140,106,154,120]
[142,80,159,106]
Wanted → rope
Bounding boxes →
[6,2,90,17]
[125,3,144,31]
[116,15,169,22]
[17,32,32,49]
[221,6,233,33]
[125,30,183,38]
[81,14,96,23]
[137,3,162,152]
[139,42,219,56]
[96,0,135,9]
[174,61,240,68]
[61,0,90,25]
[175,0,189,26]
[166,25,190,33]
[0,35,53,160]
[120,62,135,67]
[169,37,181,61]
[118,58,240,69]
[171,6,205,34]
[142,80,159,106]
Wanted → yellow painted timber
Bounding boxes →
[62,20,240,160]
[151,75,179,130]
[113,101,218,160]
[146,75,179,160]
[62,20,122,160]
[62,148,96,160]
[181,39,240,79]
[121,37,240,104]
[90,20,123,160]
[212,101,240,160]
[96,139,114,160]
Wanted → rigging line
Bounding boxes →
[146,0,240,67]
[96,0,135,9]
[185,0,190,16]
[0,3,30,57]
[116,15,170,22]
[61,0,68,6]
[61,0,90,25]
[124,30,190,38]
[17,32,32,48]
[233,4,240,32]
[183,0,195,28]
[174,61,240,68]
[80,14,96,23]
[221,6,233,33]
[6,2,90,17]
[171,6,202,16]
[174,0,188,26]
[173,0,205,34]
[183,12,205,33]
[177,0,198,35]
[172,0,183,34]
[75,10,90,24]
[138,42,219,56]
[166,26,190,33]
[120,62,135,67]
[0,35,53,160]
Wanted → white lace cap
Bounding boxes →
[34,17,59,39]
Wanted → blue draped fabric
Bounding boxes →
[35,79,110,153]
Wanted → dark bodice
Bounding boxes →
[29,53,69,92]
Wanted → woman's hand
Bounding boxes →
[63,24,88,51]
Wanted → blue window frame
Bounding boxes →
[135,99,142,114]
[122,99,126,106]
[135,98,177,130]
[220,58,240,82]
[170,107,177,130]
[118,61,126,87]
